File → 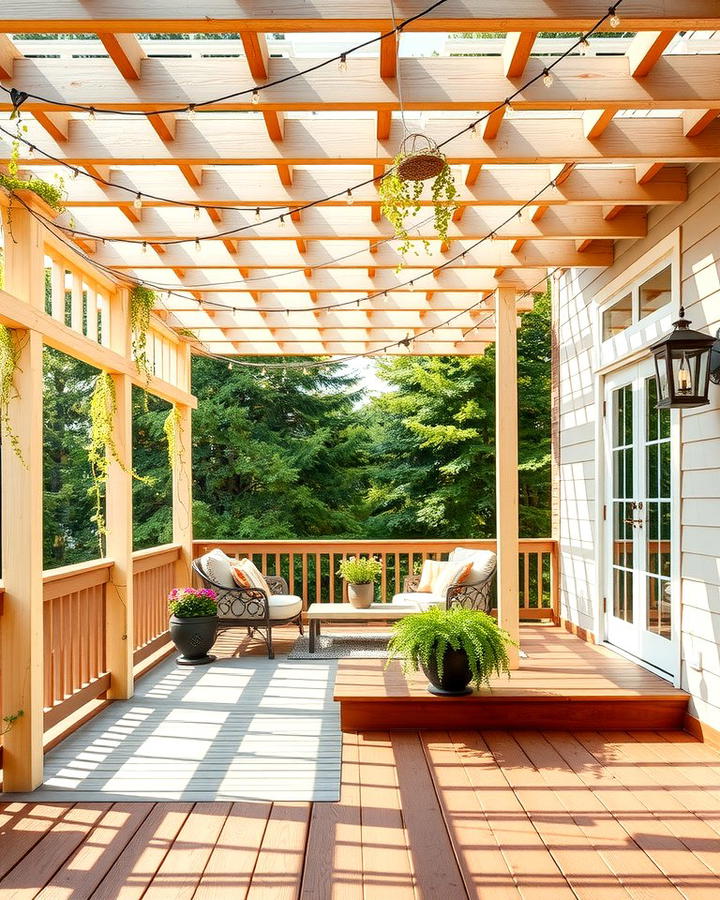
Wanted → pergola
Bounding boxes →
[1,1,719,791]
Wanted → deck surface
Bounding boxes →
[2,729,720,897]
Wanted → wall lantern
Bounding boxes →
[650,307,717,408]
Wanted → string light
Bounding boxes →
[542,68,554,87]
[338,54,348,72]
[195,238,201,251]
[88,107,96,120]
[187,104,196,120]
[133,193,143,210]
[279,215,286,228]
[251,89,260,105]
[346,189,354,205]
[470,124,479,140]
[609,6,621,28]
[254,207,261,222]
[409,281,415,291]
[142,241,148,253]
[70,168,79,180]
[580,38,593,56]
[194,205,201,220]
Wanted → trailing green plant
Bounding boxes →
[379,153,457,257]
[0,122,65,212]
[168,587,218,618]
[0,324,25,464]
[88,371,152,553]
[1,709,23,736]
[129,285,156,380]
[163,404,181,470]
[386,606,515,689]
[337,555,383,584]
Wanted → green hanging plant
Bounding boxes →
[88,371,152,554]
[163,404,182,471]
[1,709,24,736]
[0,122,65,213]
[130,285,156,380]
[379,133,457,258]
[0,324,26,465]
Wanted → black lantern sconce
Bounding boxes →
[650,307,719,409]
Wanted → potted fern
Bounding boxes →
[337,556,383,609]
[387,607,515,696]
[168,587,219,666]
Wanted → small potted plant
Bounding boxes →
[168,587,219,666]
[387,606,515,696]
[337,556,383,609]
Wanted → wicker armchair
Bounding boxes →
[192,559,303,659]
[402,559,496,613]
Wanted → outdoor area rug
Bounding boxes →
[2,654,341,803]
[288,631,393,659]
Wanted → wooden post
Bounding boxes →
[105,288,134,698]
[173,343,193,586]
[1,204,45,790]
[495,286,520,668]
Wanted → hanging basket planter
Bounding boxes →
[395,133,447,182]
[379,133,457,258]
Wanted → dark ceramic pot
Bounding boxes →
[169,614,218,666]
[421,646,474,696]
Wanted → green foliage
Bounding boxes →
[363,286,552,538]
[133,387,173,550]
[337,555,382,584]
[163,404,181,471]
[129,285,156,379]
[386,606,514,688]
[379,156,457,257]
[0,124,65,212]
[1,708,24,736]
[0,325,25,464]
[168,587,217,618]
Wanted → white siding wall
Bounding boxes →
[556,163,720,730]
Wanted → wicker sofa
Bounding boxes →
[192,549,303,659]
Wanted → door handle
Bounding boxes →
[624,518,644,527]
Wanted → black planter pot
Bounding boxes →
[169,614,218,666]
[421,647,474,696]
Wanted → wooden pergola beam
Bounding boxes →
[0,33,21,78]
[8,117,718,166]
[627,30,676,77]
[98,33,146,79]
[240,32,269,80]
[2,2,718,32]
[503,32,537,78]
[6,56,720,112]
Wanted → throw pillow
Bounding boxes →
[199,548,236,588]
[230,558,271,594]
[417,559,473,597]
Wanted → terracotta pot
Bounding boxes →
[421,647,474,696]
[169,614,218,666]
[347,582,374,609]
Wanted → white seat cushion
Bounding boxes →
[448,547,496,584]
[268,594,303,619]
[391,592,445,610]
[198,548,236,588]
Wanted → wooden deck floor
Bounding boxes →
[335,625,689,731]
[2,729,720,897]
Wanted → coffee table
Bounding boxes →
[306,601,421,653]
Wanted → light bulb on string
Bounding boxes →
[27,144,35,158]
[193,206,200,220]
[227,362,234,371]
[88,107,96,120]
[279,215,285,228]
[542,67,554,87]
[70,167,79,180]
[409,281,415,292]
[338,54,348,72]
[303,367,309,375]
[580,38,594,56]
[133,193,143,210]
[470,123,479,140]
[609,6,621,28]
[142,241,148,254]
[346,189,353,205]
[187,104,196,120]
[254,207,261,222]
[195,238,201,251]
[251,89,260,105]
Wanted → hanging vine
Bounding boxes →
[0,325,26,465]
[129,285,156,381]
[163,404,182,471]
[379,139,457,258]
[0,119,65,213]
[88,371,152,554]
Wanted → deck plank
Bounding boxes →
[0,803,72,880]
[246,802,311,899]
[194,801,272,899]
[357,732,417,899]
[450,730,576,899]
[420,731,521,898]
[89,803,192,899]
[549,732,717,898]
[301,732,363,899]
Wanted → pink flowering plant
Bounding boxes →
[168,587,218,618]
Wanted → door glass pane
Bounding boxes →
[611,385,634,623]
[645,376,671,639]
[639,265,671,319]
[603,293,633,339]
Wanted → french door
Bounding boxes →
[604,359,677,676]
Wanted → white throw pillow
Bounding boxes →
[198,548,236,588]
[448,547,497,584]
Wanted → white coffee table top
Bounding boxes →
[307,602,420,619]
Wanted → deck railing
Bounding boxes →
[133,543,181,664]
[192,538,559,619]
